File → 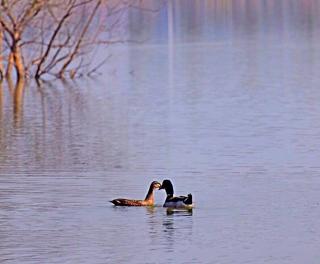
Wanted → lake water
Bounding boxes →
[1,1,320,263]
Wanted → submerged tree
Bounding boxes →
[0,0,162,81]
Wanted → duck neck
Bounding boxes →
[144,185,155,202]
[165,182,174,197]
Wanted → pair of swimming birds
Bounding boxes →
[110,179,193,209]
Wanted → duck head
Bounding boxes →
[159,179,174,195]
[150,181,162,189]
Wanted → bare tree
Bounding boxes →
[0,0,45,80]
[0,0,163,81]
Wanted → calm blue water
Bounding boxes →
[1,1,320,263]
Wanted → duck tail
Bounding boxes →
[185,194,192,205]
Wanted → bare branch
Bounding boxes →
[0,0,162,80]
[58,0,102,78]
[35,1,76,78]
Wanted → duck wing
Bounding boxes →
[110,198,145,206]
[175,194,192,205]
[165,194,193,206]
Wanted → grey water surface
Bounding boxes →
[1,1,320,263]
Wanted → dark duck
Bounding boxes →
[159,179,193,208]
[110,181,161,206]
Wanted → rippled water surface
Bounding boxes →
[1,1,320,263]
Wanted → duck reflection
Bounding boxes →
[166,208,193,216]
[144,206,193,251]
[162,214,175,251]
[145,206,160,241]
[146,206,156,215]
[162,208,193,252]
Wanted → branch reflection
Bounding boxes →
[13,78,25,128]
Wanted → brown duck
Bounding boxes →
[110,181,161,206]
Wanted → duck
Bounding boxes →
[110,181,161,206]
[159,179,193,208]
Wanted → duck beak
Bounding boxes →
[153,182,161,189]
